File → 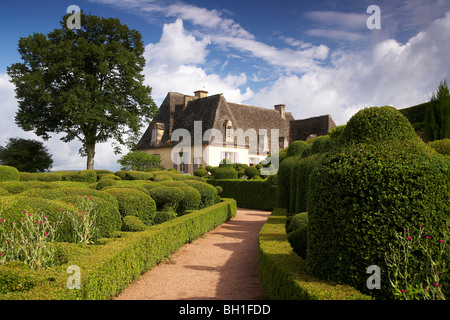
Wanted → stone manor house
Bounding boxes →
[136,90,336,175]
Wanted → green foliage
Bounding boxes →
[342,106,418,145]
[0,196,75,242]
[328,125,346,144]
[207,179,276,211]
[288,226,308,259]
[113,170,153,181]
[60,170,97,183]
[154,211,177,224]
[153,174,173,182]
[399,102,431,125]
[425,80,450,141]
[0,138,53,173]
[147,187,184,212]
[117,151,163,171]
[174,186,201,215]
[287,141,309,157]
[287,212,308,233]
[213,166,238,180]
[307,138,450,299]
[102,188,156,226]
[0,199,236,299]
[7,12,158,169]
[428,138,450,156]
[293,154,324,214]
[37,172,62,182]
[121,215,147,232]
[182,180,219,209]
[96,178,117,190]
[18,172,38,181]
[194,167,208,178]
[258,208,370,300]
[59,195,122,239]
[0,166,20,182]
[244,166,259,179]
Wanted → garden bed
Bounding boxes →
[0,198,236,300]
[258,208,371,300]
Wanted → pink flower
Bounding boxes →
[439,239,444,242]
[401,289,406,293]
[407,236,412,240]
[434,284,439,287]
[426,236,429,239]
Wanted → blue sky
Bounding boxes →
[1,0,449,171]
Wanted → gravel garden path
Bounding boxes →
[115,208,271,300]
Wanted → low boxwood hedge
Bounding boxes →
[0,198,237,300]
[0,166,19,182]
[258,208,371,300]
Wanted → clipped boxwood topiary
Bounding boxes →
[18,172,38,181]
[174,186,201,215]
[341,106,419,145]
[102,188,156,226]
[96,178,117,190]
[0,165,20,182]
[183,180,219,209]
[148,186,184,212]
[154,211,177,224]
[194,167,207,178]
[244,166,259,179]
[287,212,308,233]
[154,174,173,182]
[307,106,450,299]
[213,166,238,180]
[287,140,309,157]
[121,215,147,232]
[59,195,122,239]
[428,138,450,156]
[288,225,308,259]
[0,196,75,242]
[37,172,62,182]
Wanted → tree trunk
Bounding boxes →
[86,142,96,170]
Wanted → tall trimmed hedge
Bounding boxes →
[207,179,276,211]
[306,106,450,299]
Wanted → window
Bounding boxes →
[249,157,259,166]
[193,157,202,171]
[151,128,157,143]
[221,151,238,164]
[225,120,233,144]
[259,134,268,153]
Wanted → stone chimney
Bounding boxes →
[275,104,286,119]
[194,90,208,99]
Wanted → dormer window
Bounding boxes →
[225,120,233,143]
[151,122,165,144]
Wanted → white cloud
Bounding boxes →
[144,19,254,103]
[145,19,210,69]
[251,11,450,126]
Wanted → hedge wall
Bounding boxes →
[258,208,370,300]
[0,198,237,300]
[207,179,276,211]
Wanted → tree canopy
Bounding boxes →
[425,79,450,141]
[7,12,157,169]
[0,138,53,172]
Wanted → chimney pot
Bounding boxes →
[275,104,286,119]
[194,90,208,99]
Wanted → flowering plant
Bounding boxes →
[384,224,448,300]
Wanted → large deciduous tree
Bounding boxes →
[7,12,157,169]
